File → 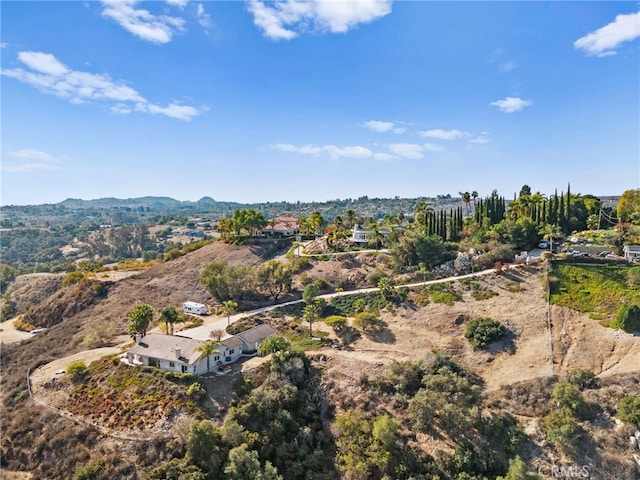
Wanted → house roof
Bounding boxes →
[275,216,298,223]
[128,334,205,365]
[221,336,244,348]
[263,217,299,232]
[236,324,276,344]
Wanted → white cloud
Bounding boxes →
[247,0,392,41]
[389,143,423,159]
[274,143,323,155]
[274,143,375,160]
[101,0,185,44]
[197,3,211,28]
[423,143,444,151]
[140,102,202,121]
[469,136,489,144]
[373,153,395,161]
[490,96,532,113]
[1,42,8,48]
[419,128,463,140]
[2,51,202,121]
[575,10,640,57]
[363,120,407,134]
[324,145,372,159]
[166,0,189,8]
[18,51,69,76]
[363,120,394,132]
[3,149,62,174]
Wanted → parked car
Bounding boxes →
[538,241,549,249]
[217,364,232,374]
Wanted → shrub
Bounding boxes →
[464,317,506,350]
[66,360,89,382]
[186,382,206,400]
[427,284,461,305]
[13,317,38,332]
[613,303,640,332]
[78,323,115,349]
[353,311,379,331]
[324,315,347,331]
[63,271,85,287]
[163,248,182,262]
[366,268,386,287]
[496,456,542,480]
[568,369,596,390]
[616,394,640,428]
[542,408,581,457]
[74,459,103,480]
[552,381,587,416]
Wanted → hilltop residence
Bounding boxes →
[126,324,277,375]
[350,224,392,247]
[262,217,300,236]
[127,334,213,375]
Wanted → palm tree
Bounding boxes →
[159,306,181,335]
[303,302,321,336]
[221,300,238,326]
[377,277,395,300]
[195,340,220,373]
[257,336,289,356]
[414,201,428,230]
[462,192,471,215]
[345,209,356,229]
[542,224,562,253]
[471,191,478,206]
[128,303,154,338]
[368,222,384,250]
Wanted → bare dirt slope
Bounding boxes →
[57,241,279,342]
[310,266,639,394]
[3,272,64,311]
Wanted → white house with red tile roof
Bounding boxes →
[262,216,300,236]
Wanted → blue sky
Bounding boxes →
[1,1,639,206]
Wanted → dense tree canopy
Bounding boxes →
[255,261,292,301]
[201,260,254,304]
[388,230,454,272]
[617,189,640,223]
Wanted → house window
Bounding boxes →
[169,362,175,368]
[214,356,219,361]
[229,349,235,354]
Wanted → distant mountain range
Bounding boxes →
[1,194,620,228]
[58,196,223,209]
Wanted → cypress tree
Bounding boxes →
[566,183,571,228]
[559,191,566,231]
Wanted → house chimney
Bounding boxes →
[135,333,142,344]
[175,348,181,359]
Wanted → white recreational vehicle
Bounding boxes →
[182,302,207,315]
